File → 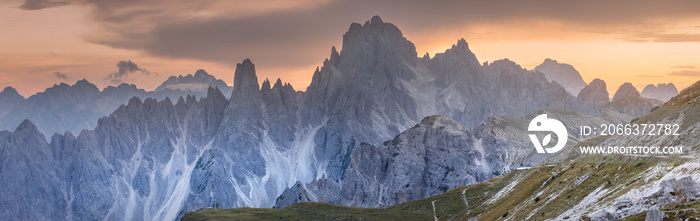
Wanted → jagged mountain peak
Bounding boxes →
[155,68,229,94]
[575,78,609,107]
[455,38,468,48]
[115,83,138,89]
[432,38,479,64]
[1,86,19,95]
[612,82,641,101]
[262,78,295,95]
[329,46,340,65]
[15,119,38,133]
[261,78,272,91]
[49,78,98,90]
[273,78,284,89]
[36,79,100,100]
[74,78,93,87]
[370,15,383,25]
[340,15,417,66]
[127,96,143,106]
[589,78,606,87]
[542,58,557,64]
[231,58,260,98]
[534,58,587,96]
[194,69,209,78]
[206,86,226,101]
[0,86,24,100]
[75,79,99,91]
[102,83,145,95]
[487,58,523,70]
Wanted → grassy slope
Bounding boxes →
[182,154,687,220]
[181,169,532,221]
[624,201,700,220]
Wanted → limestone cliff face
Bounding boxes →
[575,78,610,114]
[274,116,509,208]
[613,82,641,102]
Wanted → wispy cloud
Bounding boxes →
[669,70,700,77]
[628,33,700,43]
[671,65,697,69]
[53,71,68,79]
[18,0,700,71]
[105,60,149,84]
[19,0,69,10]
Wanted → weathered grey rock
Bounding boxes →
[587,210,617,221]
[576,79,610,114]
[261,78,299,148]
[612,83,641,102]
[0,86,25,120]
[641,83,678,102]
[675,176,699,202]
[275,116,509,208]
[274,178,341,209]
[0,86,24,107]
[644,209,665,221]
[535,58,587,96]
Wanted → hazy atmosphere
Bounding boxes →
[4,1,700,220]
[2,0,700,96]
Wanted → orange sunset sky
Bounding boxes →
[1,0,700,97]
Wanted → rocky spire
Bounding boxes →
[329,46,340,66]
[612,82,641,102]
[194,69,209,78]
[0,86,25,101]
[576,78,610,114]
[225,59,263,125]
[15,119,39,133]
[231,59,261,102]
[261,78,271,92]
[339,15,418,73]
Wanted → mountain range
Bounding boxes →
[0,69,232,136]
[0,16,685,220]
[185,70,700,221]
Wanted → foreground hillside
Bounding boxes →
[182,154,689,220]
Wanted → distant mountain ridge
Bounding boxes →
[0,70,232,136]
[641,83,679,102]
[534,58,587,96]
[155,69,232,95]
